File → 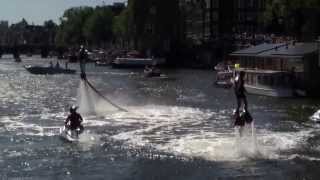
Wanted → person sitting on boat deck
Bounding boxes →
[79,45,87,80]
[49,61,53,68]
[55,61,60,69]
[65,105,84,135]
[234,71,248,115]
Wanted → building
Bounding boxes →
[0,21,9,46]
[180,0,210,43]
[235,0,266,33]
[180,0,266,43]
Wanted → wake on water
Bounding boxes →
[69,80,310,161]
[77,80,122,116]
[2,78,310,161]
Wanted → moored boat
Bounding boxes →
[144,66,162,77]
[236,69,305,97]
[214,71,234,88]
[24,65,76,75]
[112,57,155,68]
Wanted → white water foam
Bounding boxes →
[310,109,320,122]
[77,80,120,116]
[159,128,312,162]
[110,105,313,162]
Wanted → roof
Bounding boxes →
[231,42,318,59]
[230,43,285,56]
[235,68,286,74]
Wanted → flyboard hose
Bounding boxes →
[80,59,128,112]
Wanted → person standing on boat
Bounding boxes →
[79,45,88,80]
[234,71,248,115]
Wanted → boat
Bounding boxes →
[95,61,111,66]
[144,66,162,77]
[112,57,155,68]
[228,42,319,97]
[111,49,166,68]
[214,70,234,88]
[24,65,76,75]
[236,69,305,97]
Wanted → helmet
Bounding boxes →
[69,105,78,113]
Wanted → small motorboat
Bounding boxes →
[214,71,234,88]
[24,65,76,75]
[95,60,111,66]
[144,66,162,77]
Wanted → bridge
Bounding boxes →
[0,44,67,59]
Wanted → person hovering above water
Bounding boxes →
[79,45,87,80]
[65,105,84,137]
[233,71,252,127]
[234,71,248,114]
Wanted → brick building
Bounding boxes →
[180,0,266,43]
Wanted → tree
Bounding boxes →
[83,6,114,47]
[127,0,181,55]
[263,0,320,39]
[113,8,129,47]
[56,7,94,46]
[43,20,57,45]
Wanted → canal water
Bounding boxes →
[1,56,320,179]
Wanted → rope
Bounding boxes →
[83,78,128,112]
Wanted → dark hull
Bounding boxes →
[24,65,76,75]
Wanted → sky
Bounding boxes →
[0,0,125,25]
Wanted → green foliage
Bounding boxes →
[126,0,181,52]
[113,9,128,37]
[56,5,122,47]
[56,7,94,45]
[44,20,57,29]
[263,0,320,37]
[83,7,114,45]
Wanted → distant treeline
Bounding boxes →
[263,0,320,40]
[55,0,181,57]
[2,0,319,65]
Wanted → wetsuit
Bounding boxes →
[79,47,87,79]
[234,74,251,127]
[65,112,84,133]
[234,76,248,113]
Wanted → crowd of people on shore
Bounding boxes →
[234,32,296,49]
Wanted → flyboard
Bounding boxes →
[60,126,80,142]
[233,109,253,137]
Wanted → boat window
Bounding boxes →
[251,73,254,85]
[270,76,274,86]
[262,76,269,85]
[257,75,262,85]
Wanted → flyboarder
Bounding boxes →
[79,45,87,80]
[233,71,252,129]
[64,105,84,138]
